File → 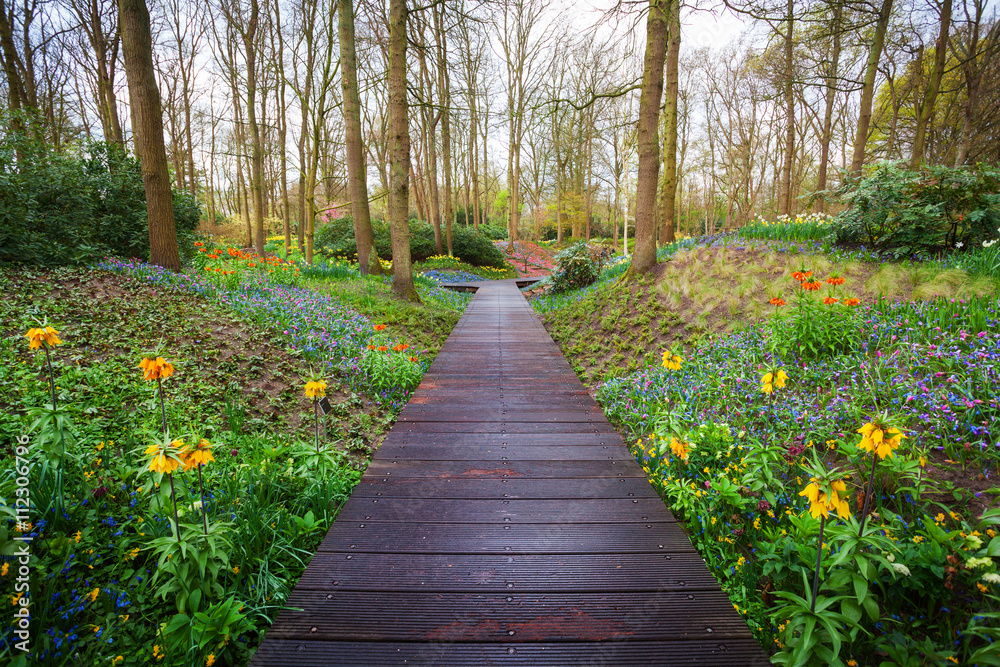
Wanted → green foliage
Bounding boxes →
[832,162,1000,258]
[0,124,201,267]
[551,241,598,293]
[314,217,510,268]
[768,291,862,359]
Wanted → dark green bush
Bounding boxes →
[0,123,200,267]
[315,217,509,268]
[551,241,598,293]
[832,162,1000,258]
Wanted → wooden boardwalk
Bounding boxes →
[250,281,770,666]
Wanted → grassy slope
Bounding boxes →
[538,244,996,387]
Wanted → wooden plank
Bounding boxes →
[389,421,619,434]
[337,497,672,523]
[379,432,622,447]
[250,639,772,666]
[317,522,686,555]
[295,553,720,592]
[269,590,753,641]
[375,443,628,461]
[350,477,660,500]
[363,459,646,478]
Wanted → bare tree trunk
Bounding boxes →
[388,0,419,301]
[434,4,454,256]
[911,0,953,168]
[340,0,382,273]
[816,3,842,212]
[658,0,680,243]
[780,0,794,215]
[119,0,180,270]
[627,0,667,276]
[851,0,894,177]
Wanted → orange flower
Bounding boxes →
[844,298,861,306]
[367,344,376,350]
[791,269,813,281]
[377,345,388,352]
[769,297,786,307]
[194,242,204,247]
[247,262,256,268]
[25,326,62,350]
[409,356,418,362]
[138,357,174,381]
[182,438,215,470]
[374,324,387,331]
[802,281,821,291]
[823,297,839,305]
[392,343,410,352]
[826,276,845,286]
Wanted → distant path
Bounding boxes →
[250,280,770,666]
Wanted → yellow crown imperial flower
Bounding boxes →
[668,437,690,461]
[761,372,774,395]
[25,326,62,350]
[798,476,851,520]
[147,439,186,475]
[661,352,683,371]
[857,422,905,459]
[138,357,174,381]
[304,380,327,399]
[182,438,215,471]
[774,369,788,389]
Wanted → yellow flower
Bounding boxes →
[182,438,215,471]
[147,439,185,475]
[232,566,240,574]
[304,380,327,399]
[206,654,216,666]
[668,437,690,461]
[774,369,788,389]
[153,644,164,660]
[74,531,82,543]
[661,352,683,371]
[138,356,174,381]
[0,563,8,576]
[760,372,774,395]
[798,476,851,520]
[25,326,62,350]
[857,422,905,459]
[113,657,124,665]
[89,587,100,602]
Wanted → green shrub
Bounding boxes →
[832,162,1000,258]
[314,217,509,268]
[551,241,598,293]
[0,119,200,267]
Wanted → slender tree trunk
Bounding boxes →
[119,0,180,270]
[780,0,795,215]
[911,0,953,168]
[658,0,680,244]
[816,4,842,212]
[242,0,265,256]
[851,0,894,177]
[388,0,419,301]
[339,0,382,273]
[627,0,667,276]
[435,5,453,256]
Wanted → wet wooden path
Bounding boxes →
[251,281,769,666]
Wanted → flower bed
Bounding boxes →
[598,293,1000,662]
